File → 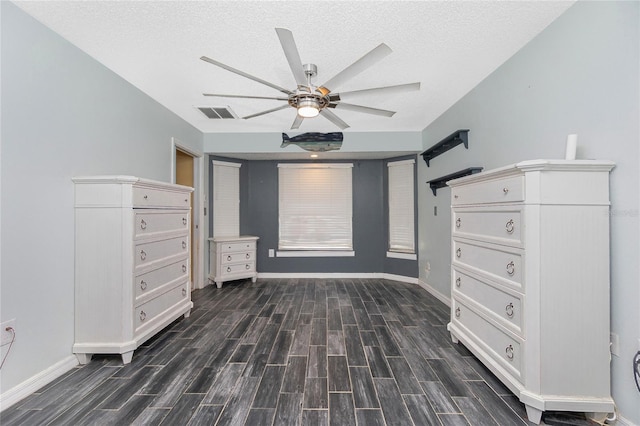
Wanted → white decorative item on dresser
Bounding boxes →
[73,176,193,365]
[446,160,615,425]
[209,236,259,288]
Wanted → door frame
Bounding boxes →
[171,137,206,290]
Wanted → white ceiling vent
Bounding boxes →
[197,106,238,119]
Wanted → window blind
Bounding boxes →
[388,159,415,253]
[212,160,241,237]
[278,163,353,251]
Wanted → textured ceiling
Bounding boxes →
[14,1,574,134]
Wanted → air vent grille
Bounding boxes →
[197,106,238,119]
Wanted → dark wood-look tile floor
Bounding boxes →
[1,279,597,425]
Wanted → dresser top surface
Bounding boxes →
[72,175,193,192]
[209,235,259,243]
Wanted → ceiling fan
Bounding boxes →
[200,28,420,130]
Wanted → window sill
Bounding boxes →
[386,251,417,260]
[276,250,355,258]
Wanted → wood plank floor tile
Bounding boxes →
[328,393,356,426]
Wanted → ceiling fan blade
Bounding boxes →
[275,28,307,86]
[319,43,392,94]
[330,82,421,101]
[203,93,289,101]
[243,104,290,119]
[330,102,395,117]
[319,109,350,130]
[200,56,292,95]
[291,114,304,130]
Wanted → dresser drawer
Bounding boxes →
[453,239,523,289]
[221,251,254,264]
[452,299,523,381]
[133,186,190,208]
[134,282,189,333]
[134,259,189,303]
[135,235,189,269]
[453,268,522,334]
[134,210,189,239]
[452,175,523,205]
[453,208,522,246]
[221,261,255,276]
[220,241,256,253]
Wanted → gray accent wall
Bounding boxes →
[418,2,639,423]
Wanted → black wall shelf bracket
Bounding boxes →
[421,129,470,166]
[427,167,483,196]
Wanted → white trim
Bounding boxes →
[386,251,417,260]
[256,272,418,284]
[417,279,451,307]
[277,163,353,169]
[612,415,635,426]
[387,158,415,167]
[212,159,242,168]
[276,250,355,258]
[0,355,78,412]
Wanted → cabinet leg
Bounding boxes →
[215,281,223,289]
[525,405,543,424]
[251,276,257,283]
[184,310,191,319]
[75,353,92,364]
[121,351,134,365]
[450,334,459,344]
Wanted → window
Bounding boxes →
[387,159,416,257]
[278,163,353,254]
[212,160,241,237]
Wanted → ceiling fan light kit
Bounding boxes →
[201,28,420,130]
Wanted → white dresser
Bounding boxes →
[73,176,193,364]
[446,160,615,424]
[208,236,258,288]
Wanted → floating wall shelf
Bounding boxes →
[421,129,470,166]
[427,167,483,196]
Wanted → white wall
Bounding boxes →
[0,2,202,402]
[418,1,639,423]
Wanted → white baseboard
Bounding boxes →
[417,279,451,307]
[257,272,419,284]
[614,414,636,426]
[0,355,78,412]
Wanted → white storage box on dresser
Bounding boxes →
[446,160,615,424]
[209,236,258,288]
[73,176,193,364]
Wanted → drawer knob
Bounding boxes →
[140,310,147,321]
[455,277,461,287]
[506,261,515,276]
[182,288,187,297]
[454,194,459,199]
[182,241,187,249]
[140,219,147,230]
[182,264,187,273]
[505,302,514,318]
[505,344,514,360]
[455,307,461,318]
[143,195,148,200]
[455,218,461,228]
[227,267,231,272]
[182,217,187,225]
[505,219,515,234]
[140,250,146,261]
[185,198,188,203]
[503,188,509,195]
[227,255,232,261]
[246,253,250,259]
[140,280,147,290]
[245,264,250,270]
[456,248,462,258]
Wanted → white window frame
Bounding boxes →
[387,158,416,259]
[212,160,241,238]
[277,163,354,257]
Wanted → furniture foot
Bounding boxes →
[450,334,459,344]
[525,405,543,424]
[184,310,191,319]
[121,351,134,365]
[75,353,93,364]
[215,281,223,289]
[251,276,257,283]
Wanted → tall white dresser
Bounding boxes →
[446,160,615,424]
[208,236,258,288]
[73,176,193,364]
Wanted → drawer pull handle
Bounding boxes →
[505,219,515,234]
[227,255,232,261]
[505,344,514,360]
[140,250,146,261]
[185,198,188,203]
[506,261,515,276]
[505,302,514,318]
[182,288,187,297]
[140,219,147,230]
[245,264,250,270]
[503,188,509,195]
[455,307,461,318]
[182,217,187,225]
[455,277,461,287]
[182,241,187,249]
[140,310,147,321]
[246,253,250,259]
[143,195,148,200]
[182,264,187,273]
[456,248,461,258]
[454,194,459,199]
[140,280,147,290]
[455,218,461,228]
[227,267,231,272]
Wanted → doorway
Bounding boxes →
[175,149,194,281]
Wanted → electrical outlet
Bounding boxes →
[610,333,620,357]
[1,319,16,346]
[268,249,275,258]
